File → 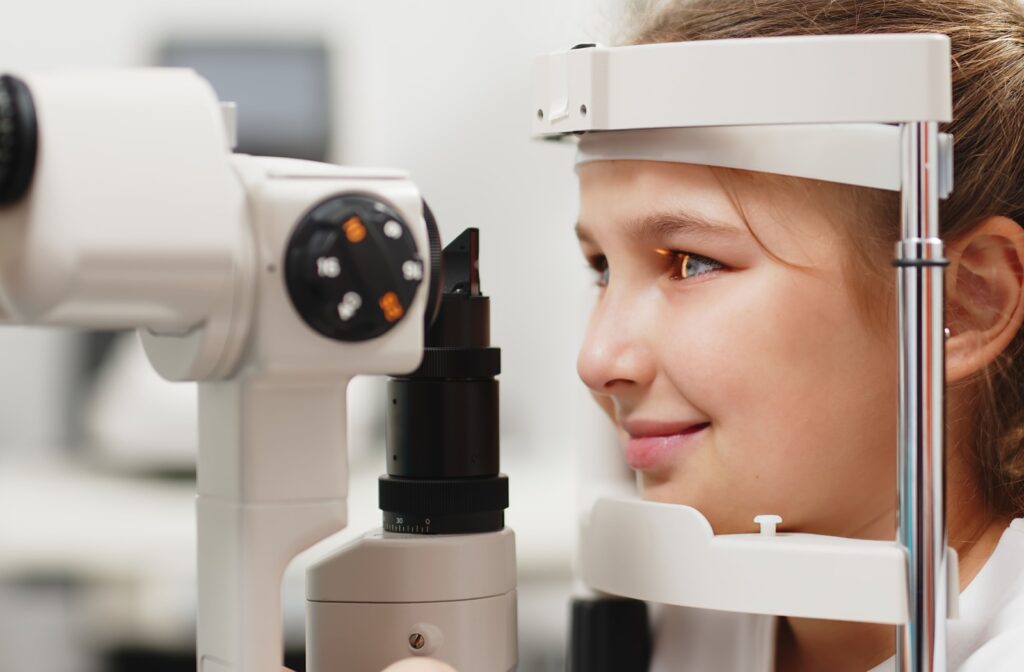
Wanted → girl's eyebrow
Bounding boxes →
[627,211,744,242]
[575,210,743,245]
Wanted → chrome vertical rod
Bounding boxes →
[895,121,948,672]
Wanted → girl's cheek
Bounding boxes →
[661,333,738,414]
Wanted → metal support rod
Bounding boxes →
[895,121,948,672]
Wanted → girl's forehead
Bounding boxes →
[578,159,723,191]
[577,161,776,237]
[577,160,844,263]
[578,161,743,226]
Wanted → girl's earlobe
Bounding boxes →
[945,216,1024,383]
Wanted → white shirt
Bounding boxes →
[651,519,1024,671]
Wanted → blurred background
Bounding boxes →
[0,1,630,670]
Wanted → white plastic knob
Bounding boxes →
[754,514,783,536]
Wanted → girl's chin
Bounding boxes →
[636,483,738,532]
[637,478,694,505]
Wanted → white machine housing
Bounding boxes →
[306,528,518,671]
[0,69,436,672]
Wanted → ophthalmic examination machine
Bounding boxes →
[0,69,515,672]
[0,31,959,672]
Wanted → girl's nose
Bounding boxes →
[576,293,657,396]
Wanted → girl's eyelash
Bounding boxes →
[656,249,724,281]
[584,250,724,288]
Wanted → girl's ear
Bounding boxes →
[945,216,1024,383]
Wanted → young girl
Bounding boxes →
[574,1,1024,669]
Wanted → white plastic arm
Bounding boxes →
[196,374,351,672]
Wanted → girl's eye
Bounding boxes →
[587,255,610,287]
[658,249,724,281]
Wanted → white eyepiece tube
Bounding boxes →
[0,69,247,333]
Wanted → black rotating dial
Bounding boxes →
[0,74,38,206]
[285,194,424,342]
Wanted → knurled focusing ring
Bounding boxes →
[0,75,38,205]
[379,475,509,535]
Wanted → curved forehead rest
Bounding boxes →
[532,34,952,139]
[573,124,954,197]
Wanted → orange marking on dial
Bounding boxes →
[379,292,404,322]
[343,216,367,243]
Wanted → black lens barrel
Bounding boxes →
[387,377,499,478]
[379,228,507,535]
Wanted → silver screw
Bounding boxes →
[409,633,426,650]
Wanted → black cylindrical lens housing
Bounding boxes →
[379,228,507,535]
[387,378,499,478]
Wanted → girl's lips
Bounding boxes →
[624,423,709,471]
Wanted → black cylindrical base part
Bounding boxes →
[567,598,652,672]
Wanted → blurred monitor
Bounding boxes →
[160,40,331,161]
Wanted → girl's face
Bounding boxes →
[576,160,898,537]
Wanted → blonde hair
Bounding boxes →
[622,0,1024,516]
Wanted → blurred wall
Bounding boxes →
[0,330,78,455]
